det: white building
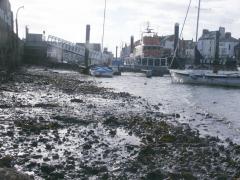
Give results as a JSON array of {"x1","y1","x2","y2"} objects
[
  {"x1": 160, "y1": 35, "x2": 175, "y2": 55},
  {"x1": 197, "y1": 27, "x2": 239, "y2": 61}
]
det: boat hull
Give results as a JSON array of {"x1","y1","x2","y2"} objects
[
  {"x1": 170, "y1": 70, "x2": 240, "y2": 87},
  {"x1": 89, "y1": 66, "x2": 113, "y2": 78}
]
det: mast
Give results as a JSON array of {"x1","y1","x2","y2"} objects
[
  {"x1": 101, "y1": 0, "x2": 107, "y2": 62},
  {"x1": 194, "y1": 0, "x2": 201, "y2": 65},
  {"x1": 195, "y1": 0, "x2": 201, "y2": 43}
]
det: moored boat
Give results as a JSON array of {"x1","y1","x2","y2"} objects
[
  {"x1": 170, "y1": 69, "x2": 240, "y2": 87},
  {"x1": 89, "y1": 66, "x2": 113, "y2": 77},
  {"x1": 169, "y1": 0, "x2": 240, "y2": 88}
]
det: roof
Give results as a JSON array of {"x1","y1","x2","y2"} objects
[
  {"x1": 199, "y1": 30, "x2": 239, "y2": 43},
  {"x1": 199, "y1": 31, "x2": 216, "y2": 40},
  {"x1": 160, "y1": 35, "x2": 175, "y2": 42},
  {"x1": 220, "y1": 37, "x2": 239, "y2": 43},
  {"x1": 235, "y1": 43, "x2": 240, "y2": 49}
]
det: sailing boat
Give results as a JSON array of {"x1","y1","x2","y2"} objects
[
  {"x1": 89, "y1": 0, "x2": 113, "y2": 78},
  {"x1": 169, "y1": 0, "x2": 240, "y2": 87}
]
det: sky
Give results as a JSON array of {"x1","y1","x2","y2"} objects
[{"x1": 10, "y1": 0, "x2": 240, "y2": 53}]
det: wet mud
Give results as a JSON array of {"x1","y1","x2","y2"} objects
[{"x1": 0, "y1": 67, "x2": 240, "y2": 179}]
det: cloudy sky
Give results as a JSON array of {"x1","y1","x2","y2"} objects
[{"x1": 10, "y1": 0, "x2": 240, "y2": 52}]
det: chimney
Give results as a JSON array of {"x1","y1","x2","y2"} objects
[
  {"x1": 203, "y1": 29, "x2": 209, "y2": 35},
  {"x1": 130, "y1": 36, "x2": 134, "y2": 53},
  {"x1": 85, "y1": 24, "x2": 91, "y2": 43},
  {"x1": 174, "y1": 23, "x2": 179, "y2": 56},
  {"x1": 225, "y1": 32, "x2": 231, "y2": 39},
  {"x1": 219, "y1": 27, "x2": 225, "y2": 38},
  {"x1": 85, "y1": 24, "x2": 91, "y2": 67}
]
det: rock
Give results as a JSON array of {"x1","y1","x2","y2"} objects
[
  {"x1": 160, "y1": 134, "x2": 176, "y2": 143},
  {"x1": 53, "y1": 116, "x2": 91, "y2": 125},
  {"x1": 83, "y1": 143, "x2": 92, "y2": 150},
  {"x1": 81, "y1": 165, "x2": 108, "y2": 175},
  {"x1": 0, "y1": 156, "x2": 13, "y2": 168},
  {"x1": 34, "y1": 103, "x2": 58, "y2": 108},
  {"x1": 126, "y1": 145, "x2": 135, "y2": 152},
  {"x1": 109, "y1": 129, "x2": 117, "y2": 137},
  {"x1": 139, "y1": 146, "x2": 155, "y2": 157},
  {"x1": 26, "y1": 162, "x2": 38, "y2": 169},
  {"x1": 41, "y1": 163, "x2": 56, "y2": 174},
  {"x1": 0, "y1": 168, "x2": 33, "y2": 180},
  {"x1": 145, "y1": 170, "x2": 165, "y2": 180},
  {"x1": 103, "y1": 116, "x2": 121, "y2": 126},
  {"x1": 6, "y1": 131, "x2": 14, "y2": 137},
  {"x1": 64, "y1": 150, "x2": 71, "y2": 156},
  {"x1": 153, "y1": 105, "x2": 160, "y2": 110},
  {"x1": 87, "y1": 104, "x2": 95, "y2": 109},
  {"x1": 0, "y1": 104, "x2": 12, "y2": 109},
  {"x1": 50, "y1": 171, "x2": 64, "y2": 179},
  {"x1": 43, "y1": 157, "x2": 50, "y2": 162},
  {"x1": 65, "y1": 164, "x2": 75, "y2": 170},
  {"x1": 31, "y1": 155, "x2": 43, "y2": 159},
  {"x1": 45, "y1": 144, "x2": 53, "y2": 151},
  {"x1": 13, "y1": 144, "x2": 18, "y2": 149},
  {"x1": 175, "y1": 113, "x2": 181, "y2": 118},
  {"x1": 14, "y1": 120, "x2": 61, "y2": 134},
  {"x1": 70, "y1": 99, "x2": 84, "y2": 103},
  {"x1": 52, "y1": 154, "x2": 59, "y2": 160}
]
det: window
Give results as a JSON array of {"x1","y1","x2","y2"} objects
[
  {"x1": 149, "y1": 59, "x2": 153, "y2": 66},
  {"x1": 161, "y1": 59, "x2": 166, "y2": 66},
  {"x1": 142, "y1": 58, "x2": 147, "y2": 66},
  {"x1": 154, "y1": 59, "x2": 160, "y2": 66}
]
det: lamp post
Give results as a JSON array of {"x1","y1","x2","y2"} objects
[
  {"x1": 15, "y1": 6, "x2": 24, "y2": 68},
  {"x1": 16, "y1": 6, "x2": 24, "y2": 38}
]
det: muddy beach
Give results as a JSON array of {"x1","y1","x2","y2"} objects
[{"x1": 0, "y1": 67, "x2": 240, "y2": 179}]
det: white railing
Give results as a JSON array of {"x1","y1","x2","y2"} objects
[{"x1": 47, "y1": 35, "x2": 111, "y2": 65}]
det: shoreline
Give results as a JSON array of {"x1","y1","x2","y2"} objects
[{"x1": 0, "y1": 66, "x2": 240, "y2": 179}]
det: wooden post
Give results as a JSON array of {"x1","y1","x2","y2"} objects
[
  {"x1": 85, "y1": 25, "x2": 90, "y2": 68},
  {"x1": 213, "y1": 30, "x2": 220, "y2": 73}
]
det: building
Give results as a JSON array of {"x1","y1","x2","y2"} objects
[
  {"x1": 235, "y1": 42, "x2": 240, "y2": 64},
  {"x1": 159, "y1": 35, "x2": 175, "y2": 55},
  {"x1": 197, "y1": 27, "x2": 239, "y2": 63},
  {"x1": 120, "y1": 44, "x2": 131, "y2": 60},
  {"x1": 24, "y1": 27, "x2": 48, "y2": 64},
  {"x1": 180, "y1": 40, "x2": 195, "y2": 59},
  {"x1": 0, "y1": 0, "x2": 14, "y2": 68},
  {"x1": 219, "y1": 28, "x2": 239, "y2": 58},
  {"x1": 159, "y1": 35, "x2": 195, "y2": 60}
]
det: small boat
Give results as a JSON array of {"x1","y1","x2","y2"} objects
[
  {"x1": 89, "y1": 66, "x2": 113, "y2": 77},
  {"x1": 169, "y1": 0, "x2": 240, "y2": 87},
  {"x1": 170, "y1": 69, "x2": 240, "y2": 87}
]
